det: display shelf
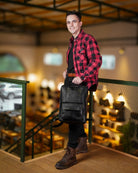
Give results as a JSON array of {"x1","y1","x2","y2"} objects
[
  {"x1": 93, "y1": 134, "x2": 105, "y2": 141},
  {"x1": 98, "y1": 104, "x2": 113, "y2": 109},
  {"x1": 95, "y1": 100, "x2": 125, "y2": 149},
  {"x1": 98, "y1": 114, "x2": 123, "y2": 122},
  {"x1": 93, "y1": 134, "x2": 120, "y2": 147},
  {"x1": 98, "y1": 125, "x2": 121, "y2": 133}
]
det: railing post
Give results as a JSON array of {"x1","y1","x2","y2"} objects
[
  {"x1": 88, "y1": 91, "x2": 93, "y2": 144},
  {"x1": 20, "y1": 83, "x2": 27, "y2": 162},
  {"x1": 50, "y1": 122, "x2": 53, "y2": 153},
  {"x1": 0, "y1": 132, "x2": 2, "y2": 148},
  {"x1": 32, "y1": 130, "x2": 34, "y2": 159}
]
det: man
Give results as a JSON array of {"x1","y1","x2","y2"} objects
[{"x1": 55, "y1": 11, "x2": 102, "y2": 169}]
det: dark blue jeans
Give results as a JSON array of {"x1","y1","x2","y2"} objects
[{"x1": 64, "y1": 77, "x2": 87, "y2": 148}]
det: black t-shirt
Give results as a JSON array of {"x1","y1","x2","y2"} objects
[{"x1": 67, "y1": 41, "x2": 75, "y2": 73}]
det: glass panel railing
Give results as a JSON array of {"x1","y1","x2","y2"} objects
[
  {"x1": 0, "y1": 77, "x2": 28, "y2": 162},
  {"x1": 1, "y1": 77, "x2": 137, "y2": 161},
  {"x1": 0, "y1": 81, "x2": 22, "y2": 155},
  {"x1": 92, "y1": 78, "x2": 138, "y2": 157}
]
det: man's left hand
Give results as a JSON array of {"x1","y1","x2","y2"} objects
[{"x1": 72, "y1": 76, "x2": 83, "y2": 85}]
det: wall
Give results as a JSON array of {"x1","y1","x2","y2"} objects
[
  {"x1": 41, "y1": 22, "x2": 138, "y2": 46},
  {"x1": 39, "y1": 21, "x2": 138, "y2": 85},
  {"x1": 99, "y1": 46, "x2": 138, "y2": 82},
  {"x1": 33, "y1": 45, "x2": 138, "y2": 85},
  {"x1": 0, "y1": 45, "x2": 137, "y2": 84},
  {"x1": 0, "y1": 45, "x2": 36, "y2": 74},
  {"x1": 34, "y1": 46, "x2": 67, "y2": 82},
  {"x1": 0, "y1": 22, "x2": 138, "y2": 92},
  {"x1": 0, "y1": 21, "x2": 138, "y2": 85},
  {"x1": 0, "y1": 32, "x2": 36, "y2": 46},
  {"x1": 85, "y1": 22, "x2": 137, "y2": 46}
]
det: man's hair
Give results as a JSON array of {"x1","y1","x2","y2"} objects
[{"x1": 66, "y1": 10, "x2": 81, "y2": 21}]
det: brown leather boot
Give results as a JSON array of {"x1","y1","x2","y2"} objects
[
  {"x1": 55, "y1": 146, "x2": 77, "y2": 169},
  {"x1": 76, "y1": 137, "x2": 88, "y2": 154}
]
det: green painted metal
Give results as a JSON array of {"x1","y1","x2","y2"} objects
[
  {"x1": 88, "y1": 91, "x2": 93, "y2": 144},
  {"x1": 0, "y1": 77, "x2": 29, "y2": 162},
  {"x1": 4, "y1": 112, "x2": 58, "y2": 152},
  {"x1": 88, "y1": 78, "x2": 138, "y2": 145},
  {"x1": 19, "y1": 82, "x2": 28, "y2": 162},
  {"x1": 50, "y1": 122, "x2": 53, "y2": 153},
  {"x1": 89, "y1": 0, "x2": 138, "y2": 16},
  {"x1": 1, "y1": 0, "x2": 137, "y2": 23},
  {"x1": 0, "y1": 77, "x2": 29, "y2": 84},
  {"x1": 24, "y1": 109, "x2": 58, "y2": 140},
  {"x1": 32, "y1": 130, "x2": 34, "y2": 159},
  {"x1": 2, "y1": 77, "x2": 138, "y2": 162},
  {"x1": 98, "y1": 78, "x2": 138, "y2": 87}
]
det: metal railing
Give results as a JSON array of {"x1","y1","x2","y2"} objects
[
  {"x1": 1, "y1": 77, "x2": 138, "y2": 162},
  {"x1": 0, "y1": 77, "x2": 29, "y2": 162},
  {"x1": 88, "y1": 78, "x2": 138, "y2": 144},
  {"x1": 96, "y1": 78, "x2": 138, "y2": 155},
  {"x1": 5, "y1": 109, "x2": 59, "y2": 159}
]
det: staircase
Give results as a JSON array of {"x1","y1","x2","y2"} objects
[{"x1": 2, "y1": 109, "x2": 65, "y2": 160}]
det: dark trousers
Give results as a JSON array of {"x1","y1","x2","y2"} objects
[{"x1": 64, "y1": 77, "x2": 87, "y2": 148}]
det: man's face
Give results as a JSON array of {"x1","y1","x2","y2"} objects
[{"x1": 66, "y1": 14, "x2": 82, "y2": 38}]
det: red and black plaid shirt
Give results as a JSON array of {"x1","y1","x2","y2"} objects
[{"x1": 66, "y1": 29, "x2": 102, "y2": 90}]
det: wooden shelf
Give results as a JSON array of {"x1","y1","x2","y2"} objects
[
  {"x1": 98, "y1": 125, "x2": 121, "y2": 133},
  {"x1": 93, "y1": 134, "x2": 120, "y2": 146},
  {"x1": 98, "y1": 114, "x2": 123, "y2": 122}
]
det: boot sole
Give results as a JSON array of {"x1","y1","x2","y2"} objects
[
  {"x1": 55, "y1": 160, "x2": 78, "y2": 170},
  {"x1": 76, "y1": 149, "x2": 88, "y2": 154}
]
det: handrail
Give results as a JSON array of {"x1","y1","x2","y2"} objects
[
  {"x1": 98, "y1": 78, "x2": 138, "y2": 86},
  {"x1": 0, "y1": 77, "x2": 29, "y2": 162},
  {"x1": 19, "y1": 78, "x2": 138, "y2": 161},
  {"x1": 0, "y1": 77, "x2": 29, "y2": 84},
  {"x1": 25, "y1": 109, "x2": 58, "y2": 137},
  {"x1": 23, "y1": 113, "x2": 59, "y2": 159},
  {"x1": 5, "y1": 109, "x2": 59, "y2": 153},
  {"x1": 89, "y1": 78, "x2": 138, "y2": 144},
  {"x1": 2, "y1": 77, "x2": 138, "y2": 162}
]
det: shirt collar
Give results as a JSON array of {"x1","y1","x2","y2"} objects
[{"x1": 70, "y1": 29, "x2": 84, "y2": 43}]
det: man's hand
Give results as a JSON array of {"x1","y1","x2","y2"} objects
[
  {"x1": 63, "y1": 70, "x2": 67, "y2": 79},
  {"x1": 72, "y1": 76, "x2": 83, "y2": 85}
]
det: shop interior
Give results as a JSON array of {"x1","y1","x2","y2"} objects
[{"x1": 0, "y1": 0, "x2": 138, "y2": 163}]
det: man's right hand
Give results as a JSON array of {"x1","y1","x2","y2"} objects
[{"x1": 63, "y1": 70, "x2": 67, "y2": 79}]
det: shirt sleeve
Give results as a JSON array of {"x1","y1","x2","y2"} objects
[{"x1": 79, "y1": 36, "x2": 102, "y2": 81}]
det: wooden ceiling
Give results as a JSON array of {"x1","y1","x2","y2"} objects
[{"x1": 0, "y1": 0, "x2": 138, "y2": 33}]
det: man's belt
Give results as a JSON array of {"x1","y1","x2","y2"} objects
[{"x1": 67, "y1": 73, "x2": 76, "y2": 77}]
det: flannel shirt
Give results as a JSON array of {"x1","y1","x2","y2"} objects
[{"x1": 66, "y1": 29, "x2": 102, "y2": 90}]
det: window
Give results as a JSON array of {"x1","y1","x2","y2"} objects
[
  {"x1": 0, "y1": 53, "x2": 25, "y2": 73},
  {"x1": 44, "y1": 53, "x2": 63, "y2": 66},
  {"x1": 101, "y1": 55, "x2": 116, "y2": 70}
]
